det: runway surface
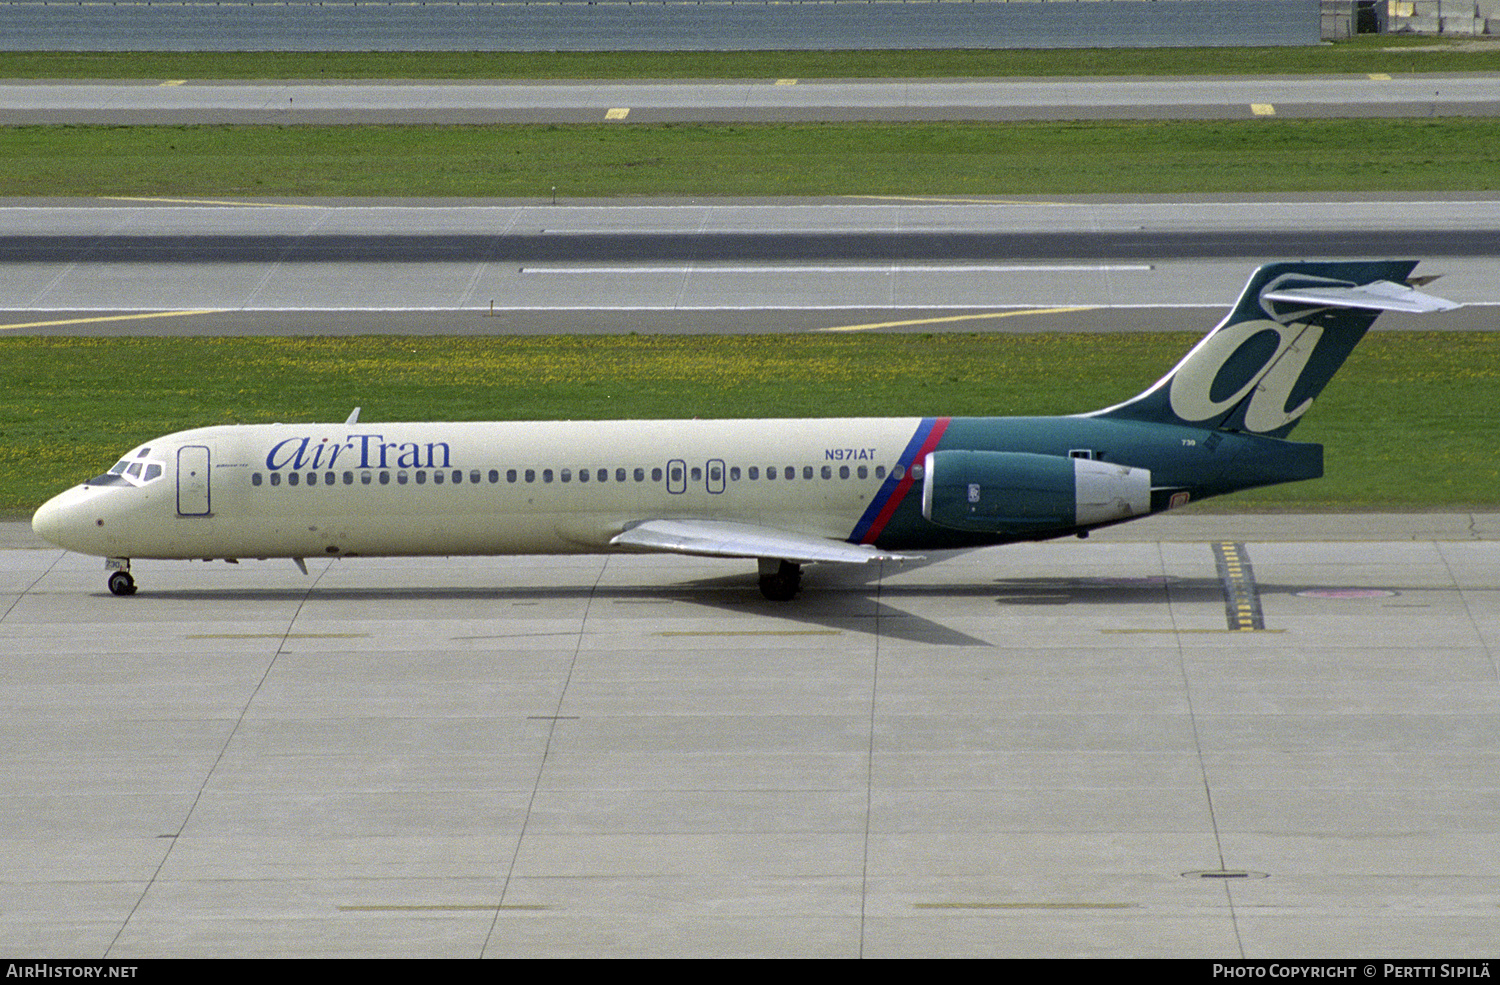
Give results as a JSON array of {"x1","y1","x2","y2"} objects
[
  {"x1": 3, "y1": 196, "x2": 1496, "y2": 335},
  {"x1": 5, "y1": 74, "x2": 1498, "y2": 124},
  {"x1": 3, "y1": 513, "x2": 1497, "y2": 957}
]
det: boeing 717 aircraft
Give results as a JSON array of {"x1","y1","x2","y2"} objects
[{"x1": 32, "y1": 261, "x2": 1458, "y2": 600}]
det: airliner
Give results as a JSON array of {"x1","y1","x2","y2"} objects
[{"x1": 31, "y1": 261, "x2": 1458, "y2": 601}]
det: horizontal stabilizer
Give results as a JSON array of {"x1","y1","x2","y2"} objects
[
  {"x1": 1262, "y1": 280, "x2": 1460, "y2": 314},
  {"x1": 612, "y1": 518, "x2": 914, "y2": 565}
]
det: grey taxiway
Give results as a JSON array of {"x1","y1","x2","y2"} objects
[
  {"x1": 4, "y1": 513, "x2": 1499, "y2": 958},
  {"x1": 4, "y1": 74, "x2": 1500, "y2": 124}
]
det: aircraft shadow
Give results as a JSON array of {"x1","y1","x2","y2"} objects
[{"x1": 104, "y1": 573, "x2": 1371, "y2": 648}]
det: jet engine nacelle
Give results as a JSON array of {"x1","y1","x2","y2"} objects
[{"x1": 921, "y1": 450, "x2": 1151, "y2": 534}]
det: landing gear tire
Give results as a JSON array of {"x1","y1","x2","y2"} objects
[
  {"x1": 758, "y1": 560, "x2": 802, "y2": 602},
  {"x1": 107, "y1": 571, "x2": 137, "y2": 596}
]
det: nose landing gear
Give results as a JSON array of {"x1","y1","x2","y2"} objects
[{"x1": 106, "y1": 560, "x2": 136, "y2": 596}]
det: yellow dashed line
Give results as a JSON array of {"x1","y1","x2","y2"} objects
[
  {"x1": 847, "y1": 194, "x2": 1076, "y2": 207},
  {"x1": 160, "y1": 80, "x2": 186, "y2": 87},
  {"x1": 1102, "y1": 629, "x2": 1285, "y2": 635},
  {"x1": 915, "y1": 902, "x2": 1136, "y2": 910},
  {"x1": 605, "y1": 107, "x2": 630, "y2": 120},
  {"x1": 188, "y1": 633, "x2": 370, "y2": 639},
  {"x1": 657, "y1": 630, "x2": 842, "y2": 637},
  {"x1": 0, "y1": 310, "x2": 225, "y2": 332},
  {"x1": 102, "y1": 196, "x2": 318, "y2": 208},
  {"x1": 339, "y1": 904, "x2": 548, "y2": 912},
  {"x1": 1251, "y1": 103, "x2": 1276, "y2": 116},
  {"x1": 819, "y1": 306, "x2": 1096, "y2": 333},
  {"x1": 1369, "y1": 73, "x2": 1392, "y2": 81},
  {"x1": 775, "y1": 78, "x2": 798, "y2": 85}
]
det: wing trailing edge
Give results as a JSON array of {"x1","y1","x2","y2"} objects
[{"x1": 611, "y1": 518, "x2": 915, "y2": 565}]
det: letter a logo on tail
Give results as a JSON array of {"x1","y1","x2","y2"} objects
[{"x1": 1088, "y1": 260, "x2": 1458, "y2": 439}]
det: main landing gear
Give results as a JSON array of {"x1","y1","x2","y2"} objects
[
  {"x1": 106, "y1": 559, "x2": 136, "y2": 596},
  {"x1": 757, "y1": 559, "x2": 802, "y2": 602}
]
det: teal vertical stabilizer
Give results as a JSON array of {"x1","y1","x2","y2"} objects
[{"x1": 1089, "y1": 260, "x2": 1452, "y2": 440}]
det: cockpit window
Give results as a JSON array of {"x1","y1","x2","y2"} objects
[{"x1": 89, "y1": 453, "x2": 166, "y2": 488}]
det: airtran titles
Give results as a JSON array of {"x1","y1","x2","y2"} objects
[{"x1": 265, "y1": 434, "x2": 453, "y2": 472}]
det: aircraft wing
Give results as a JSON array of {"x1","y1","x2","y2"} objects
[
  {"x1": 610, "y1": 518, "x2": 915, "y2": 565},
  {"x1": 1262, "y1": 279, "x2": 1461, "y2": 313}
]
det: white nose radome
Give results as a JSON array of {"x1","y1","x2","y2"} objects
[
  {"x1": 32, "y1": 487, "x2": 98, "y2": 555},
  {"x1": 31, "y1": 493, "x2": 67, "y2": 547}
]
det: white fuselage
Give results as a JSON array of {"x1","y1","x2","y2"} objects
[{"x1": 33, "y1": 418, "x2": 925, "y2": 561}]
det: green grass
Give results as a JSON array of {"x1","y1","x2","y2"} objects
[
  {"x1": 5, "y1": 332, "x2": 1497, "y2": 513},
  {"x1": 5, "y1": 39, "x2": 1500, "y2": 79},
  {"x1": 5, "y1": 119, "x2": 1499, "y2": 198}
]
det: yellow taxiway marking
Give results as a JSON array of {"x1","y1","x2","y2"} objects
[
  {"x1": 775, "y1": 78, "x2": 798, "y2": 85},
  {"x1": 915, "y1": 902, "x2": 1136, "y2": 910},
  {"x1": 339, "y1": 904, "x2": 549, "y2": 912},
  {"x1": 656, "y1": 630, "x2": 842, "y2": 637},
  {"x1": 605, "y1": 107, "x2": 630, "y2": 120},
  {"x1": 102, "y1": 196, "x2": 318, "y2": 208},
  {"x1": 1102, "y1": 628, "x2": 1285, "y2": 635},
  {"x1": 847, "y1": 194, "x2": 1076, "y2": 207},
  {"x1": 1250, "y1": 103, "x2": 1276, "y2": 116},
  {"x1": 160, "y1": 80, "x2": 186, "y2": 86},
  {"x1": 819, "y1": 305, "x2": 1097, "y2": 333},
  {"x1": 1369, "y1": 73, "x2": 1392, "y2": 81},
  {"x1": 188, "y1": 633, "x2": 371, "y2": 639},
  {"x1": 0, "y1": 309, "x2": 225, "y2": 332}
]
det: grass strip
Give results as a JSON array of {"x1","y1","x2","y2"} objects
[
  {"x1": 4, "y1": 39, "x2": 1500, "y2": 79},
  {"x1": 4, "y1": 332, "x2": 1496, "y2": 512},
  {"x1": 4, "y1": 119, "x2": 1499, "y2": 198}
]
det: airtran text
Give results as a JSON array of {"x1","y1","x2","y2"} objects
[{"x1": 265, "y1": 434, "x2": 453, "y2": 472}]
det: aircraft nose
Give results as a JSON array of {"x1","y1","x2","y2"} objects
[
  {"x1": 32, "y1": 488, "x2": 88, "y2": 552},
  {"x1": 32, "y1": 495, "x2": 64, "y2": 545}
]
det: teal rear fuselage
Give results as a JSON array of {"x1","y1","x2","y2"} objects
[{"x1": 866, "y1": 414, "x2": 1321, "y2": 551}]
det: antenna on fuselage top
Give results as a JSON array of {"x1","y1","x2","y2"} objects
[{"x1": 345, "y1": 407, "x2": 360, "y2": 425}]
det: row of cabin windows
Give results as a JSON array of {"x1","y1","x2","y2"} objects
[{"x1": 249, "y1": 463, "x2": 903, "y2": 489}]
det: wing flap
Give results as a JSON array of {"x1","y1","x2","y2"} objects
[{"x1": 610, "y1": 518, "x2": 913, "y2": 565}]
